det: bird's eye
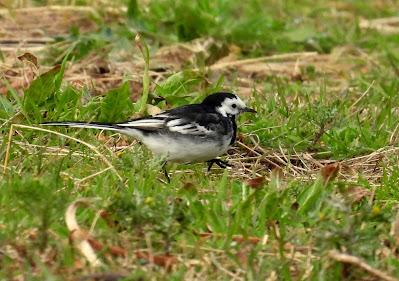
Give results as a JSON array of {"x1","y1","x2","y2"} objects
[{"x1": 232, "y1": 104, "x2": 237, "y2": 108}]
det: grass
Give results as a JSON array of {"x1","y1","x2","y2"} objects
[{"x1": 1, "y1": 0, "x2": 399, "y2": 280}]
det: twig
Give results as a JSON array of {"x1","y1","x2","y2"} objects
[
  {"x1": 236, "y1": 140, "x2": 262, "y2": 156},
  {"x1": 208, "y1": 253, "x2": 242, "y2": 280},
  {"x1": 0, "y1": 38, "x2": 55, "y2": 44},
  {"x1": 349, "y1": 80, "x2": 375, "y2": 110},
  {"x1": 3, "y1": 5, "x2": 97, "y2": 13},
  {"x1": 89, "y1": 209, "x2": 104, "y2": 235},
  {"x1": 360, "y1": 17, "x2": 399, "y2": 34},
  {"x1": 3, "y1": 123, "x2": 14, "y2": 174},
  {"x1": 328, "y1": 250, "x2": 399, "y2": 281},
  {"x1": 76, "y1": 167, "x2": 113, "y2": 185},
  {"x1": 0, "y1": 46, "x2": 47, "y2": 52},
  {"x1": 342, "y1": 146, "x2": 399, "y2": 164},
  {"x1": 389, "y1": 122, "x2": 399, "y2": 144},
  {"x1": 311, "y1": 122, "x2": 327, "y2": 146}
]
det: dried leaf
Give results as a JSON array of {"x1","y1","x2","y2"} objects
[
  {"x1": 87, "y1": 238, "x2": 104, "y2": 252},
  {"x1": 135, "y1": 250, "x2": 177, "y2": 270},
  {"x1": 199, "y1": 232, "x2": 212, "y2": 238},
  {"x1": 86, "y1": 238, "x2": 127, "y2": 258},
  {"x1": 146, "y1": 104, "x2": 162, "y2": 115},
  {"x1": 235, "y1": 243, "x2": 253, "y2": 269},
  {"x1": 108, "y1": 245, "x2": 128, "y2": 257},
  {"x1": 18, "y1": 52, "x2": 38, "y2": 69},
  {"x1": 232, "y1": 235, "x2": 261, "y2": 245},
  {"x1": 321, "y1": 163, "x2": 340, "y2": 184},
  {"x1": 24, "y1": 228, "x2": 38, "y2": 240},
  {"x1": 245, "y1": 176, "x2": 265, "y2": 188},
  {"x1": 183, "y1": 182, "x2": 195, "y2": 190},
  {"x1": 74, "y1": 260, "x2": 84, "y2": 270},
  {"x1": 99, "y1": 210, "x2": 117, "y2": 228},
  {"x1": 87, "y1": 238, "x2": 127, "y2": 257},
  {"x1": 10, "y1": 243, "x2": 35, "y2": 267},
  {"x1": 345, "y1": 186, "x2": 371, "y2": 203},
  {"x1": 79, "y1": 273, "x2": 126, "y2": 281}
]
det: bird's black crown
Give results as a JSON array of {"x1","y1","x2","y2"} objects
[{"x1": 201, "y1": 92, "x2": 236, "y2": 107}]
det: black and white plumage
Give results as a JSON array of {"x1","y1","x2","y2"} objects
[{"x1": 42, "y1": 92, "x2": 256, "y2": 174}]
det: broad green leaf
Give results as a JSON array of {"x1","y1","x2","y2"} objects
[
  {"x1": 154, "y1": 70, "x2": 203, "y2": 106},
  {"x1": 23, "y1": 65, "x2": 63, "y2": 121},
  {"x1": 297, "y1": 178, "x2": 325, "y2": 215},
  {"x1": 0, "y1": 95, "x2": 15, "y2": 119},
  {"x1": 99, "y1": 82, "x2": 134, "y2": 122}
]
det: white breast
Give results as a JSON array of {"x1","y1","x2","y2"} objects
[{"x1": 142, "y1": 134, "x2": 232, "y2": 163}]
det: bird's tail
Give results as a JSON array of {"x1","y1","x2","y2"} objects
[{"x1": 41, "y1": 121, "x2": 125, "y2": 133}]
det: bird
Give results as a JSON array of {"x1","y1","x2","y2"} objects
[{"x1": 41, "y1": 92, "x2": 256, "y2": 181}]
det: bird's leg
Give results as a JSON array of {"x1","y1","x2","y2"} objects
[
  {"x1": 207, "y1": 159, "x2": 232, "y2": 171},
  {"x1": 162, "y1": 161, "x2": 170, "y2": 183},
  {"x1": 216, "y1": 159, "x2": 232, "y2": 168},
  {"x1": 207, "y1": 160, "x2": 215, "y2": 171}
]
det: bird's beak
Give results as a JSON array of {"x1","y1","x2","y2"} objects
[{"x1": 241, "y1": 107, "x2": 257, "y2": 113}]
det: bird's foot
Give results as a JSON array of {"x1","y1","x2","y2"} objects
[{"x1": 207, "y1": 159, "x2": 232, "y2": 172}]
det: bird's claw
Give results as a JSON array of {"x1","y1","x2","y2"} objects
[{"x1": 207, "y1": 159, "x2": 232, "y2": 171}]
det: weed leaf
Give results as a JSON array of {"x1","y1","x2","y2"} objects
[{"x1": 99, "y1": 82, "x2": 133, "y2": 122}]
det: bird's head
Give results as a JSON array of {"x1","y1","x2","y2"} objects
[{"x1": 202, "y1": 92, "x2": 257, "y2": 117}]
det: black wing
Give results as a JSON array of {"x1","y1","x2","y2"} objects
[{"x1": 117, "y1": 104, "x2": 231, "y2": 137}]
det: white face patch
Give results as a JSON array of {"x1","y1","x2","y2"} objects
[{"x1": 216, "y1": 95, "x2": 247, "y2": 117}]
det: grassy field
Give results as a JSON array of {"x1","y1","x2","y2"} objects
[{"x1": 1, "y1": 0, "x2": 399, "y2": 280}]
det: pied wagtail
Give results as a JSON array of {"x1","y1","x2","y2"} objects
[{"x1": 42, "y1": 92, "x2": 256, "y2": 180}]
